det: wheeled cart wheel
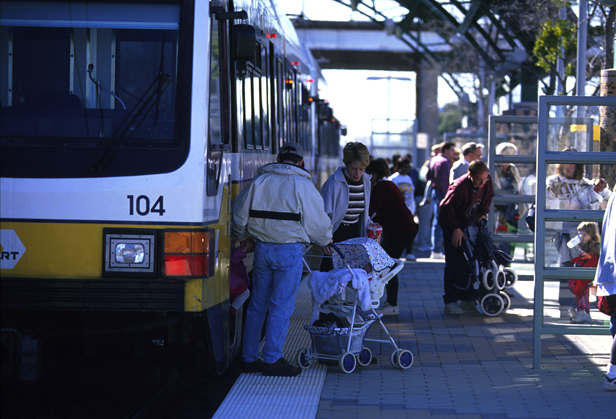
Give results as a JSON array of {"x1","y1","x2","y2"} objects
[
  {"x1": 357, "y1": 348, "x2": 372, "y2": 367},
  {"x1": 297, "y1": 348, "x2": 312, "y2": 369},
  {"x1": 390, "y1": 349, "x2": 400, "y2": 368},
  {"x1": 482, "y1": 269, "x2": 496, "y2": 290},
  {"x1": 481, "y1": 293, "x2": 504, "y2": 316},
  {"x1": 503, "y1": 267, "x2": 518, "y2": 288},
  {"x1": 339, "y1": 351, "x2": 356, "y2": 373},
  {"x1": 495, "y1": 269, "x2": 506, "y2": 290},
  {"x1": 396, "y1": 349, "x2": 413, "y2": 369},
  {"x1": 499, "y1": 292, "x2": 512, "y2": 311}
]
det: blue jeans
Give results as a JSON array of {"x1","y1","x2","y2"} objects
[
  {"x1": 416, "y1": 198, "x2": 433, "y2": 251},
  {"x1": 242, "y1": 242, "x2": 304, "y2": 364},
  {"x1": 432, "y1": 189, "x2": 445, "y2": 253}
]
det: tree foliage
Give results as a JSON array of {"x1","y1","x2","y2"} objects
[{"x1": 533, "y1": 19, "x2": 576, "y2": 76}]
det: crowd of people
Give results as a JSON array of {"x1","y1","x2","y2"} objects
[{"x1": 229, "y1": 140, "x2": 615, "y2": 390}]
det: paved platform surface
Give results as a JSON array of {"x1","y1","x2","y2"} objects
[{"x1": 215, "y1": 259, "x2": 614, "y2": 419}]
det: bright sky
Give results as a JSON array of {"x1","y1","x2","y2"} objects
[{"x1": 278, "y1": 0, "x2": 460, "y2": 142}]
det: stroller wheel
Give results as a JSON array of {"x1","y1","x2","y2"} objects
[
  {"x1": 297, "y1": 348, "x2": 312, "y2": 369},
  {"x1": 499, "y1": 292, "x2": 512, "y2": 311},
  {"x1": 482, "y1": 270, "x2": 496, "y2": 291},
  {"x1": 495, "y1": 269, "x2": 506, "y2": 291},
  {"x1": 390, "y1": 349, "x2": 401, "y2": 368},
  {"x1": 503, "y1": 268, "x2": 518, "y2": 288},
  {"x1": 339, "y1": 352, "x2": 356, "y2": 374},
  {"x1": 357, "y1": 348, "x2": 372, "y2": 367},
  {"x1": 396, "y1": 349, "x2": 414, "y2": 369},
  {"x1": 481, "y1": 294, "x2": 504, "y2": 316}
]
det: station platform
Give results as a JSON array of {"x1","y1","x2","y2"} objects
[{"x1": 213, "y1": 259, "x2": 614, "y2": 419}]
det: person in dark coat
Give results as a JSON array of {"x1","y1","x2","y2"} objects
[{"x1": 366, "y1": 159, "x2": 418, "y2": 315}]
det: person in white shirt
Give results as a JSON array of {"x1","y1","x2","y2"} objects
[
  {"x1": 450, "y1": 142, "x2": 484, "y2": 183},
  {"x1": 389, "y1": 158, "x2": 417, "y2": 260}
]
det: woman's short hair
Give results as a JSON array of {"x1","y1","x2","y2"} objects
[
  {"x1": 342, "y1": 142, "x2": 370, "y2": 169},
  {"x1": 366, "y1": 158, "x2": 390, "y2": 180}
]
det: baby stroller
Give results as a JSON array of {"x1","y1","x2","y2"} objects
[
  {"x1": 298, "y1": 238, "x2": 413, "y2": 374},
  {"x1": 459, "y1": 218, "x2": 518, "y2": 316}
]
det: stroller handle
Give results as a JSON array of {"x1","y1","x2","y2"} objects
[{"x1": 330, "y1": 243, "x2": 346, "y2": 262}]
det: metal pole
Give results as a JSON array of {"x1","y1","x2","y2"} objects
[{"x1": 576, "y1": 0, "x2": 587, "y2": 98}]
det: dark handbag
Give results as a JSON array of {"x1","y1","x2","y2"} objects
[
  {"x1": 525, "y1": 204, "x2": 536, "y2": 232},
  {"x1": 597, "y1": 294, "x2": 616, "y2": 316}
]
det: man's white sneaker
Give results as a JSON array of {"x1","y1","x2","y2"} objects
[
  {"x1": 406, "y1": 253, "x2": 417, "y2": 261},
  {"x1": 431, "y1": 252, "x2": 445, "y2": 260},
  {"x1": 444, "y1": 303, "x2": 464, "y2": 315},
  {"x1": 603, "y1": 374, "x2": 616, "y2": 391},
  {"x1": 571, "y1": 311, "x2": 592, "y2": 324}
]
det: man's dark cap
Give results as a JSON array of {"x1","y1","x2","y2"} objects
[{"x1": 279, "y1": 142, "x2": 304, "y2": 159}]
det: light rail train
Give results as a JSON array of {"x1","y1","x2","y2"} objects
[{"x1": 0, "y1": 0, "x2": 343, "y2": 379}]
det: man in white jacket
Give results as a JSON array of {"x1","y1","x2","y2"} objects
[{"x1": 232, "y1": 142, "x2": 332, "y2": 376}]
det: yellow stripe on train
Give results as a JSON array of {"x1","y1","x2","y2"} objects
[{"x1": 0, "y1": 221, "x2": 230, "y2": 311}]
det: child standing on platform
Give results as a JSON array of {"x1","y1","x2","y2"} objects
[{"x1": 569, "y1": 221, "x2": 601, "y2": 324}]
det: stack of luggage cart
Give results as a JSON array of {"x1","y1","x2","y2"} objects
[{"x1": 460, "y1": 219, "x2": 518, "y2": 316}]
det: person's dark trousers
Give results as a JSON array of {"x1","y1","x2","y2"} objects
[
  {"x1": 442, "y1": 228, "x2": 471, "y2": 305},
  {"x1": 380, "y1": 234, "x2": 407, "y2": 307}
]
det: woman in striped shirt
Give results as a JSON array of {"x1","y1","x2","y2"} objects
[{"x1": 320, "y1": 142, "x2": 371, "y2": 269}]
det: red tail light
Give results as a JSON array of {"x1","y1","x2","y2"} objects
[{"x1": 162, "y1": 229, "x2": 214, "y2": 278}]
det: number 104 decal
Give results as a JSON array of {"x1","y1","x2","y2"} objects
[{"x1": 127, "y1": 195, "x2": 166, "y2": 216}]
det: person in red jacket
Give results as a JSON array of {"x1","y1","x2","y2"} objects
[
  {"x1": 366, "y1": 159, "x2": 418, "y2": 315},
  {"x1": 568, "y1": 221, "x2": 601, "y2": 324},
  {"x1": 439, "y1": 160, "x2": 494, "y2": 315}
]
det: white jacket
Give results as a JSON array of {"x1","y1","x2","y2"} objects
[
  {"x1": 231, "y1": 163, "x2": 332, "y2": 246},
  {"x1": 320, "y1": 166, "x2": 371, "y2": 235}
]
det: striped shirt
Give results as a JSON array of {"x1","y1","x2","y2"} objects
[{"x1": 343, "y1": 177, "x2": 365, "y2": 224}]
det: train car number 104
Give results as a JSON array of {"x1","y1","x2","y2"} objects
[{"x1": 127, "y1": 195, "x2": 166, "y2": 216}]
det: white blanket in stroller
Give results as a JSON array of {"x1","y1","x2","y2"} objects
[{"x1": 308, "y1": 268, "x2": 371, "y2": 323}]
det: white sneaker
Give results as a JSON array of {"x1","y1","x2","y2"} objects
[
  {"x1": 571, "y1": 311, "x2": 592, "y2": 324},
  {"x1": 567, "y1": 306, "x2": 577, "y2": 319},
  {"x1": 604, "y1": 375, "x2": 616, "y2": 391},
  {"x1": 377, "y1": 302, "x2": 399, "y2": 316},
  {"x1": 431, "y1": 252, "x2": 445, "y2": 260},
  {"x1": 444, "y1": 303, "x2": 464, "y2": 315},
  {"x1": 406, "y1": 253, "x2": 417, "y2": 261}
]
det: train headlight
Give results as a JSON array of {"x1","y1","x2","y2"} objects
[
  {"x1": 115, "y1": 243, "x2": 145, "y2": 264},
  {"x1": 103, "y1": 229, "x2": 156, "y2": 277}
]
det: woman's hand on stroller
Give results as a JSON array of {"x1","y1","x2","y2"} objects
[
  {"x1": 452, "y1": 228, "x2": 466, "y2": 248},
  {"x1": 320, "y1": 240, "x2": 335, "y2": 256}
]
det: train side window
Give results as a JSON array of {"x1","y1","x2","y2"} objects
[
  {"x1": 243, "y1": 76, "x2": 253, "y2": 148},
  {"x1": 209, "y1": 19, "x2": 223, "y2": 146},
  {"x1": 276, "y1": 59, "x2": 286, "y2": 147},
  {"x1": 207, "y1": 15, "x2": 230, "y2": 196},
  {"x1": 252, "y1": 72, "x2": 262, "y2": 148},
  {"x1": 260, "y1": 42, "x2": 270, "y2": 149}
]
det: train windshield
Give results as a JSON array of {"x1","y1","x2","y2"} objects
[{"x1": 0, "y1": 1, "x2": 190, "y2": 178}]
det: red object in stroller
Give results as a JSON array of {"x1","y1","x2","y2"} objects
[{"x1": 299, "y1": 238, "x2": 413, "y2": 373}]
